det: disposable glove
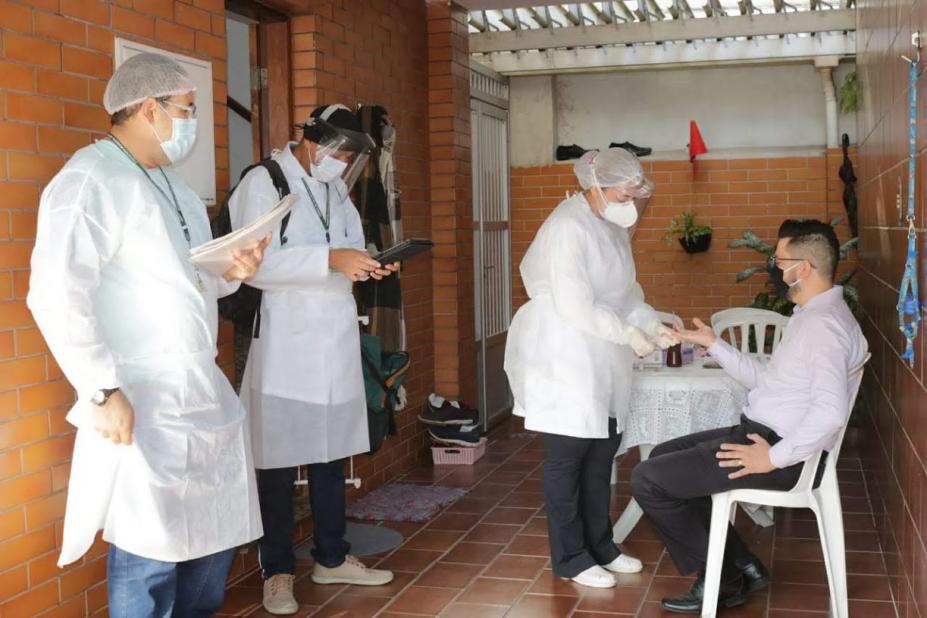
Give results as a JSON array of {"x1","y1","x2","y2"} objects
[{"x1": 622, "y1": 325, "x2": 657, "y2": 358}]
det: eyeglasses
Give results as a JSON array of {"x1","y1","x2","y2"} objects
[
  {"x1": 161, "y1": 100, "x2": 197, "y2": 119},
  {"x1": 768, "y1": 255, "x2": 816, "y2": 270}
]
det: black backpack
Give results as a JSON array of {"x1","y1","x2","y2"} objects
[{"x1": 211, "y1": 159, "x2": 291, "y2": 337}]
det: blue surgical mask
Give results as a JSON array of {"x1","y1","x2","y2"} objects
[
  {"x1": 151, "y1": 105, "x2": 197, "y2": 164},
  {"x1": 311, "y1": 155, "x2": 348, "y2": 183}
]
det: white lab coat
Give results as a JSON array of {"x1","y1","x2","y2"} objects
[
  {"x1": 229, "y1": 144, "x2": 369, "y2": 469},
  {"x1": 27, "y1": 140, "x2": 263, "y2": 566},
  {"x1": 504, "y1": 193, "x2": 660, "y2": 439}
]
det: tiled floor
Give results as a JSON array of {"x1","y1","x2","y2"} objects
[{"x1": 218, "y1": 420, "x2": 897, "y2": 617}]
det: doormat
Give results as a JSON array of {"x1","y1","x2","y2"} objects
[
  {"x1": 346, "y1": 483, "x2": 468, "y2": 523},
  {"x1": 295, "y1": 522, "x2": 404, "y2": 559}
]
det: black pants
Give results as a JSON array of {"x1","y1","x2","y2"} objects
[
  {"x1": 257, "y1": 459, "x2": 351, "y2": 577},
  {"x1": 631, "y1": 416, "x2": 804, "y2": 575},
  {"x1": 542, "y1": 417, "x2": 622, "y2": 578}
]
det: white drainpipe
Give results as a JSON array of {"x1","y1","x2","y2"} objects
[{"x1": 815, "y1": 56, "x2": 840, "y2": 149}]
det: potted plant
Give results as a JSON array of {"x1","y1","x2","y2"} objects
[{"x1": 666, "y1": 209, "x2": 712, "y2": 254}]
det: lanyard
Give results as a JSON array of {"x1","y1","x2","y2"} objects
[
  {"x1": 301, "y1": 178, "x2": 331, "y2": 244},
  {"x1": 106, "y1": 134, "x2": 205, "y2": 291}
]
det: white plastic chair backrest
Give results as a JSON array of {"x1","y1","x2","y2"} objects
[
  {"x1": 788, "y1": 353, "x2": 870, "y2": 493},
  {"x1": 711, "y1": 308, "x2": 789, "y2": 356},
  {"x1": 656, "y1": 311, "x2": 683, "y2": 328}
]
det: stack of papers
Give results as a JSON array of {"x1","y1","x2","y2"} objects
[{"x1": 190, "y1": 194, "x2": 297, "y2": 277}]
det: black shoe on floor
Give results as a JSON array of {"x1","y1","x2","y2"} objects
[
  {"x1": 556, "y1": 144, "x2": 589, "y2": 160},
  {"x1": 609, "y1": 141, "x2": 652, "y2": 157},
  {"x1": 418, "y1": 394, "x2": 479, "y2": 426},
  {"x1": 661, "y1": 572, "x2": 747, "y2": 614},
  {"x1": 741, "y1": 560, "x2": 770, "y2": 593},
  {"x1": 428, "y1": 424, "x2": 481, "y2": 447}
]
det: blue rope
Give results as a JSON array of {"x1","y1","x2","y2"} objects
[{"x1": 898, "y1": 54, "x2": 922, "y2": 367}]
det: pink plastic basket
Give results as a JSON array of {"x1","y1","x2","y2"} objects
[{"x1": 431, "y1": 438, "x2": 487, "y2": 465}]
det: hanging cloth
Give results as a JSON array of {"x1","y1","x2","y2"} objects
[
  {"x1": 354, "y1": 104, "x2": 405, "y2": 353},
  {"x1": 897, "y1": 50, "x2": 922, "y2": 367}
]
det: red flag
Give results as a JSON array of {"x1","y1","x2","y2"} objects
[{"x1": 689, "y1": 120, "x2": 708, "y2": 162}]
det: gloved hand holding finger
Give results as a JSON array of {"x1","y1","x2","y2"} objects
[{"x1": 624, "y1": 325, "x2": 657, "y2": 358}]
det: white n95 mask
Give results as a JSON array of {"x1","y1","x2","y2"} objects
[
  {"x1": 311, "y1": 156, "x2": 348, "y2": 183},
  {"x1": 152, "y1": 105, "x2": 197, "y2": 164},
  {"x1": 603, "y1": 200, "x2": 638, "y2": 228}
]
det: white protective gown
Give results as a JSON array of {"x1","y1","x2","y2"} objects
[
  {"x1": 229, "y1": 144, "x2": 370, "y2": 469},
  {"x1": 504, "y1": 193, "x2": 660, "y2": 440},
  {"x1": 27, "y1": 140, "x2": 263, "y2": 566}
]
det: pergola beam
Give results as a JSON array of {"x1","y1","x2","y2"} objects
[
  {"x1": 469, "y1": 8, "x2": 856, "y2": 52},
  {"x1": 475, "y1": 32, "x2": 855, "y2": 73}
]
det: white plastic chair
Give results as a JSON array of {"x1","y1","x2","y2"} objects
[
  {"x1": 710, "y1": 308, "x2": 789, "y2": 357},
  {"x1": 700, "y1": 353, "x2": 870, "y2": 618}
]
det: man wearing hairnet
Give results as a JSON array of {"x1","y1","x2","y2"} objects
[
  {"x1": 505, "y1": 148, "x2": 679, "y2": 589},
  {"x1": 26, "y1": 53, "x2": 268, "y2": 616}
]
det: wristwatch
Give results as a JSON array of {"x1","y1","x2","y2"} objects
[{"x1": 90, "y1": 387, "x2": 120, "y2": 406}]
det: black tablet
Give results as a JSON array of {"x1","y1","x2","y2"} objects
[{"x1": 373, "y1": 239, "x2": 434, "y2": 264}]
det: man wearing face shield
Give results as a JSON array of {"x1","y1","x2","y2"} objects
[
  {"x1": 228, "y1": 104, "x2": 399, "y2": 615},
  {"x1": 504, "y1": 148, "x2": 679, "y2": 589},
  {"x1": 26, "y1": 53, "x2": 269, "y2": 616}
]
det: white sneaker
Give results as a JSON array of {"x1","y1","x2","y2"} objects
[
  {"x1": 262, "y1": 573, "x2": 298, "y2": 615},
  {"x1": 602, "y1": 553, "x2": 644, "y2": 574},
  {"x1": 311, "y1": 554, "x2": 394, "y2": 586},
  {"x1": 569, "y1": 565, "x2": 617, "y2": 588}
]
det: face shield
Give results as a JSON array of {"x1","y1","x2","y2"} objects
[
  {"x1": 302, "y1": 117, "x2": 375, "y2": 193},
  {"x1": 574, "y1": 149, "x2": 654, "y2": 232}
]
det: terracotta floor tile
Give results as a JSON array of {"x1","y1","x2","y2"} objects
[
  {"x1": 464, "y1": 523, "x2": 522, "y2": 544},
  {"x1": 426, "y1": 512, "x2": 483, "y2": 531},
  {"x1": 620, "y1": 541, "x2": 666, "y2": 564},
  {"x1": 522, "y1": 516, "x2": 549, "y2": 536},
  {"x1": 527, "y1": 570, "x2": 583, "y2": 597},
  {"x1": 291, "y1": 580, "x2": 346, "y2": 607},
  {"x1": 445, "y1": 497, "x2": 499, "y2": 515},
  {"x1": 770, "y1": 559, "x2": 829, "y2": 585},
  {"x1": 845, "y1": 531, "x2": 881, "y2": 552},
  {"x1": 467, "y1": 483, "x2": 517, "y2": 500},
  {"x1": 456, "y1": 577, "x2": 529, "y2": 605},
  {"x1": 507, "y1": 593, "x2": 580, "y2": 617},
  {"x1": 769, "y1": 582, "x2": 831, "y2": 612},
  {"x1": 482, "y1": 507, "x2": 537, "y2": 525},
  {"x1": 500, "y1": 491, "x2": 545, "y2": 509},
  {"x1": 384, "y1": 585, "x2": 459, "y2": 615},
  {"x1": 772, "y1": 539, "x2": 825, "y2": 562},
  {"x1": 440, "y1": 602, "x2": 510, "y2": 618},
  {"x1": 847, "y1": 573, "x2": 894, "y2": 601},
  {"x1": 767, "y1": 611, "x2": 825, "y2": 618},
  {"x1": 645, "y1": 576, "x2": 693, "y2": 602},
  {"x1": 310, "y1": 593, "x2": 390, "y2": 617},
  {"x1": 483, "y1": 554, "x2": 548, "y2": 580},
  {"x1": 848, "y1": 600, "x2": 897, "y2": 617},
  {"x1": 506, "y1": 534, "x2": 552, "y2": 557},
  {"x1": 246, "y1": 606, "x2": 319, "y2": 618},
  {"x1": 415, "y1": 562, "x2": 484, "y2": 589},
  {"x1": 376, "y1": 549, "x2": 443, "y2": 573},
  {"x1": 576, "y1": 585, "x2": 648, "y2": 614},
  {"x1": 401, "y1": 529, "x2": 464, "y2": 552},
  {"x1": 442, "y1": 542, "x2": 505, "y2": 565},
  {"x1": 846, "y1": 551, "x2": 888, "y2": 575}
]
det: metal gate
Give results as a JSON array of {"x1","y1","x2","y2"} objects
[{"x1": 470, "y1": 62, "x2": 512, "y2": 430}]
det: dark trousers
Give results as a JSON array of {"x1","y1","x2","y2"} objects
[
  {"x1": 542, "y1": 417, "x2": 622, "y2": 578},
  {"x1": 631, "y1": 416, "x2": 804, "y2": 575},
  {"x1": 257, "y1": 459, "x2": 351, "y2": 577}
]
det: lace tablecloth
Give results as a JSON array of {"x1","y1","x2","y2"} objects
[{"x1": 620, "y1": 360, "x2": 748, "y2": 454}]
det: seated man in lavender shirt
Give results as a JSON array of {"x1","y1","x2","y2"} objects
[{"x1": 631, "y1": 220, "x2": 868, "y2": 614}]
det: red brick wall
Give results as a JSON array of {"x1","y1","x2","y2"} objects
[
  {"x1": 856, "y1": 0, "x2": 927, "y2": 614},
  {"x1": 426, "y1": 1, "x2": 477, "y2": 403},
  {"x1": 511, "y1": 153, "x2": 856, "y2": 322},
  {"x1": 0, "y1": 1, "x2": 230, "y2": 615}
]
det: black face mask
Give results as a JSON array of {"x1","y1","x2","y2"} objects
[{"x1": 770, "y1": 265, "x2": 790, "y2": 298}]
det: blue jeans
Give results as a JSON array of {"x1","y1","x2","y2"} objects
[{"x1": 107, "y1": 544, "x2": 236, "y2": 618}]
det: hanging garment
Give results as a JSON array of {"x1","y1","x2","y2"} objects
[
  {"x1": 355, "y1": 105, "x2": 404, "y2": 353},
  {"x1": 27, "y1": 140, "x2": 262, "y2": 566},
  {"x1": 228, "y1": 143, "x2": 371, "y2": 469},
  {"x1": 839, "y1": 133, "x2": 858, "y2": 238}
]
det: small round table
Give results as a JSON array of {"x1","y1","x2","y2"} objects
[{"x1": 611, "y1": 358, "x2": 757, "y2": 543}]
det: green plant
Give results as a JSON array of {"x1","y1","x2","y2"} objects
[
  {"x1": 839, "y1": 71, "x2": 861, "y2": 114},
  {"x1": 729, "y1": 215, "x2": 860, "y2": 315},
  {"x1": 665, "y1": 209, "x2": 712, "y2": 244}
]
